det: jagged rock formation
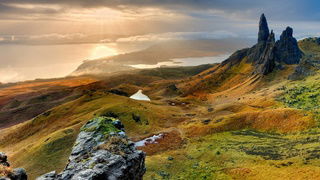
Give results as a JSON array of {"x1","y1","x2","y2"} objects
[
  {"x1": 225, "y1": 13, "x2": 302, "y2": 75},
  {"x1": 37, "y1": 116, "x2": 145, "y2": 180},
  {"x1": 258, "y1": 13, "x2": 270, "y2": 43},
  {"x1": 0, "y1": 152, "x2": 27, "y2": 180},
  {"x1": 275, "y1": 27, "x2": 302, "y2": 64},
  {"x1": 254, "y1": 31, "x2": 276, "y2": 74}
]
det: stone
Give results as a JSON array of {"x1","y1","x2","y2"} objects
[
  {"x1": 36, "y1": 171, "x2": 57, "y2": 180},
  {"x1": 202, "y1": 119, "x2": 211, "y2": 125},
  {"x1": 236, "y1": 14, "x2": 302, "y2": 75},
  {"x1": 0, "y1": 153, "x2": 27, "y2": 180},
  {"x1": 258, "y1": 13, "x2": 270, "y2": 43},
  {"x1": 37, "y1": 116, "x2": 146, "y2": 180},
  {"x1": 254, "y1": 30, "x2": 276, "y2": 75},
  {"x1": 8, "y1": 168, "x2": 28, "y2": 180},
  {"x1": 275, "y1": 27, "x2": 302, "y2": 64},
  {"x1": 0, "y1": 153, "x2": 9, "y2": 167},
  {"x1": 167, "y1": 157, "x2": 174, "y2": 161}
]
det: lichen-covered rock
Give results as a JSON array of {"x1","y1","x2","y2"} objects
[
  {"x1": 8, "y1": 169, "x2": 27, "y2": 180},
  {"x1": 37, "y1": 117, "x2": 145, "y2": 180}
]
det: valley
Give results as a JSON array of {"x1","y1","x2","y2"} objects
[{"x1": 0, "y1": 14, "x2": 320, "y2": 180}]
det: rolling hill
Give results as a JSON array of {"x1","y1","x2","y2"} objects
[{"x1": 0, "y1": 14, "x2": 320, "y2": 180}]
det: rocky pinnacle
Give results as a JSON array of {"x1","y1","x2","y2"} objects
[
  {"x1": 275, "y1": 26, "x2": 302, "y2": 64},
  {"x1": 258, "y1": 13, "x2": 270, "y2": 43}
]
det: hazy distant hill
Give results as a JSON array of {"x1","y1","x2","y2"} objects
[{"x1": 71, "y1": 38, "x2": 253, "y2": 76}]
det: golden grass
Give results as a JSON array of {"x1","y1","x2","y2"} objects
[
  {"x1": 0, "y1": 165, "x2": 11, "y2": 177},
  {"x1": 184, "y1": 108, "x2": 313, "y2": 137},
  {"x1": 0, "y1": 92, "x2": 187, "y2": 178}
]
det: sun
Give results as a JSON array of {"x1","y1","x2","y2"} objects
[{"x1": 90, "y1": 45, "x2": 118, "y2": 60}]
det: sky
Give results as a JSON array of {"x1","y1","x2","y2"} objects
[
  {"x1": 0, "y1": 0, "x2": 320, "y2": 82},
  {"x1": 1, "y1": 0, "x2": 320, "y2": 43}
]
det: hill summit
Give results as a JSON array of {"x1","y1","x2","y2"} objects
[
  {"x1": 178, "y1": 14, "x2": 303, "y2": 95},
  {"x1": 245, "y1": 13, "x2": 302, "y2": 74}
]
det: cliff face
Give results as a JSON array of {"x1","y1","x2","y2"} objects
[
  {"x1": 258, "y1": 14, "x2": 270, "y2": 43},
  {"x1": 275, "y1": 27, "x2": 302, "y2": 64},
  {"x1": 254, "y1": 31, "x2": 276, "y2": 75},
  {"x1": 37, "y1": 117, "x2": 145, "y2": 180}
]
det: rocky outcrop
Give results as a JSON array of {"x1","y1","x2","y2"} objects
[
  {"x1": 37, "y1": 116, "x2": 145, "y2": 180},
  {"x1": 275, "y1": 27, "x2": 302, "y2": 64},
  {"x1": 289, "y1": 59, "x2": 320, "y2": 80},
  {"x1": 258, "y1": 13, "x2": 270, "y2": 43},
  {"x1": 223, "y1": 14, "x2": 302, "y2": 75},
  {"x1": 0, "y1": 152, "x2": 27, "y2": 180},
  {"x1": 254, "y1": 31, "x2": 276, "y2": 75}
]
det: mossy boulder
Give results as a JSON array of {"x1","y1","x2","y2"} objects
[{"x1": 37, "y1": 116, "x2": 145, "y2": 180}]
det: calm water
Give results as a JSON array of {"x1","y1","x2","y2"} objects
[
  {"x1": 0, "y1": 43, "x2": 230, "y2": 83},
  {"x1": 0, "y1": 43, "x2": 127, "y2": 83}
]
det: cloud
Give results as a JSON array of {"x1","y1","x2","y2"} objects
[
  {"x1": 0, "y1": 0, "x2": 319, "y2": 44},
  {"x1": 0, "y1": 3, "x2": 64, "y2": 18},
  {"x1": 0, "y1": 0, "x2": 319, "y2": 21},
  {"x1": 0, "y1": 67, "x2": 25, "y2": 83},
  {"x1": 116, "y1": 31, "x2": 239, "y2": 43}
]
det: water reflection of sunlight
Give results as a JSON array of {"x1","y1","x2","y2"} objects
[{"x1": 90, "y1": 45, "x2": 118, "y2": 60}]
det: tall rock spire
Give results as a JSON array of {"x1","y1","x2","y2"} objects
[
  {"x1": 275, "y1": 26, "x2": 302, "y2": 64},
  {"x1": 258, "y1": 13, "x2": 270, "y2": 43}
]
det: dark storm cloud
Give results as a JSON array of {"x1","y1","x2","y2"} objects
[{"x1": 0, "y1": 3, "x2": 64, "y2": 15}]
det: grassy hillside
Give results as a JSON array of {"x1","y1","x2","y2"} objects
[
  {"x1": 138, "y1": 64, "x2": 216, "y2": 80},
  {"x1": 299, "y1": 38, "x2": 320, "y2": 59},
  {"x1": 1, "y1": 48, "x2": 320, "y2": 179},
  {"x1": 0, "y1": 92, "x2": 188, "y2": 179}
]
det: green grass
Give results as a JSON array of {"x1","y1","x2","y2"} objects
[
  {"x1": 138, "y1": 64, "x2": 215, "y2": 79},
  {"x1": 145, "y1": 129, "x2": 320, "y2": 180},
  {"x1": 13, "y1": 128, "x2": 77, "y2": 179},
  {"x1": 277, "y1": 74, "x2": 320, "y2": 121},
  {"x1": 0, "y1": 91, "x2": 184, "y2": 178},
  {"x1": 81, "y1": 116, "x2": 120, "y2": 135},
  {"x1": 299, "y1": 38, "x2": 320, "y2": 59}
]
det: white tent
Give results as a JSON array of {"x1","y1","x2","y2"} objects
[{"x1": 130, "y1": 90, "x2": 151, "y2": 101}]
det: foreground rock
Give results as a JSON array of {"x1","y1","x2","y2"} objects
[
  {"x1": 37, "y1": 116, "x2": 145, "y2": 180},
  {"x1": 0, "y1": 152, "x2": 27, "y2": 180}
]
